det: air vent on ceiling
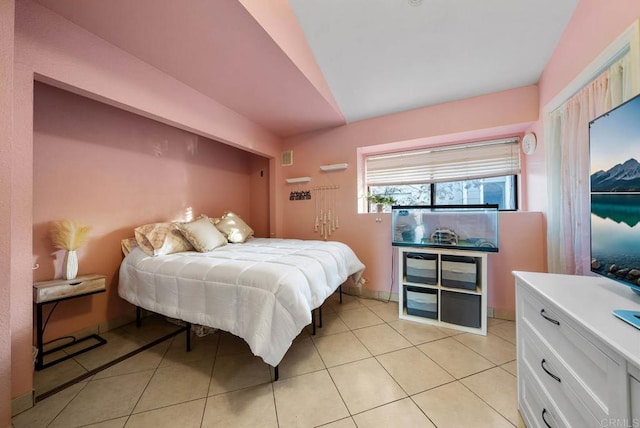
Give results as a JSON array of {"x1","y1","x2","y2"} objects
[{"x1": 281, "y1": 150, "x2": 293, "y2": 166}]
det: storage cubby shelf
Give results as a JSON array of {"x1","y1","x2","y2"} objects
[
  {"x1": 397, "y1": 246, "x2": 488, "y2": 335},
  {"x1": 440, "y1": 285, "x2": 482, "y2": 295},
  {"x1": 402, "y1": 280, "x2": 438, "y2": 291}
]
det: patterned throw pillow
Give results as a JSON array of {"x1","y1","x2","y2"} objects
[
  {"x1": 214, "y1": 211, "x2": 254, "y2": 243},
  {"x1": 176, "y1": 215, "x2": 227, "y2": 252},
  {"x1": 134, "y1": 222, "x2": 194, "y2": 256},
  {"x1": 120, "y1": 237, "x2": 139, "y2": 256}
]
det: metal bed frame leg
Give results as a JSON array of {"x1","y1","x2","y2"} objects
[
  {"x1": 311, "y1": 309, "x2": 316, "y2": 335},
  {"x1": 186, "y1": 322, "x2": 192, "y2": 352},
  {"x1": 274, "y1": 365, "x2": 279, "y2": 381},
  {"x1": 339, "y1": 284, "x2": 343, "y2": 304},
  {"x1": 136, "y1": 306, "x2": 142, "y2": 327},
  {"x1": 318, "y1": 305, "x2": 323, "y2": 328}
]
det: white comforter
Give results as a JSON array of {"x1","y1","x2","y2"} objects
[{"x1": 119, "y1": 238, "x2": 365, "y2": 366}]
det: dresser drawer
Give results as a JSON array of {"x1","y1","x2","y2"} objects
[
  {"x1": 519, "y1": 366, "x2": 569, "y2": 428},
  {"x1": 34, "y1": 274, "x2": 107, "y2": 303},
  {"x1": 520, "y1": 286, "x2": 617, "y2": 417},
  {"x1": 520, "y1": 326, "x2": 600, "y2": 427},
  {"x1": 630, "y1": 365, "x2": 640, "y2": 423}
]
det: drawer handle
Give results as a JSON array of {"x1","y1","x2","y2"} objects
[
  {"x1": 540, "y1": 309, "x2": 560, "y2": 326},
  {"x1": 69, "y1": 282, "x2": 81, "y2": 286},
  {"x1": 541, "y1": 359, "x2": 561, "y2": 383},
  {"x1": 542, "y1": 408, "x2": 552, "y2": 428}
]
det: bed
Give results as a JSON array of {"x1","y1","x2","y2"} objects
[{"x1": 118, "y1": 237, "x2": 365, "y2": 370}]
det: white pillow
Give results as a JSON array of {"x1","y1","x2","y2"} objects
[{"x1": 176, "y1": 215, "x2": 227, "y2": 252}]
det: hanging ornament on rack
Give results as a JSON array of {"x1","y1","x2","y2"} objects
[
  {"x1": 333, "y1": 187, "x2": 338, "y2": 231},
  {"x1": 333, "y1": 187, "x2": 340, "y2": 229},
  {"x1": 312, "y1": 186, "x2": 340, "y2": 240},
  {"x1": 314, "y1": 188, "x2": 319, "y2": 233},
  {"x1": 289, "y1": 190, "x2": 311, "y2": 201}
]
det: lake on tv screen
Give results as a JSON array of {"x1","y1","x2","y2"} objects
[{"x1": 591, "y1": 194, "x2": 640, "y2": 283}]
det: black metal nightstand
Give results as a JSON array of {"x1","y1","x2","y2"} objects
[{"x1": 33, "y1": 274, "x2": 108, "y2": 370}]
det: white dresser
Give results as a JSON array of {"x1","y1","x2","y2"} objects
[{"x1": 514, "y1": 271, "x2": 640, "y2": 428}]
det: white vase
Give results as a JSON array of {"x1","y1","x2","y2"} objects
[{"x1": 63, "y1": 250, "x2": 78, "y2": 280}]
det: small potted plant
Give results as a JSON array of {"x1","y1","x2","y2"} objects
[{"x1": 367, "y1": 193, "x2": 396, "y2": 213}]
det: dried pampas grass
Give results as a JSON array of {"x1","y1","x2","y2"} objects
[{"x1": 51, "y1": 220, "x2": 91, "y2": 251}]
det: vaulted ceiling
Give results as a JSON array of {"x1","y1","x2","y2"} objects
[{"x1": 34, "y1": 0, "x2": 578, "y2": 137}]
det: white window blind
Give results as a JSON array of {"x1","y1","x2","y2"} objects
[{"x1": 366, "y1": 138, "x2": 521, "y2": 186}]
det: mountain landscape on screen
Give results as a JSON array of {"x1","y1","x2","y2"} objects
[{"x1": 591, "y1": 158, "x2": 640, "y2": 192}]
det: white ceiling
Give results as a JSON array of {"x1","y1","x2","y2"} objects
[
  {"x1": 289, "y1": 0, "x2": 579, "y2": 122},
  {"x1": 34, "y1": 0, "x2": 578, "y2": 136}
]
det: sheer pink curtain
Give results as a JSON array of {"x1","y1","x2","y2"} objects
[{"x1": 546, "y1": 55, "x2": 633, "y2": 274}]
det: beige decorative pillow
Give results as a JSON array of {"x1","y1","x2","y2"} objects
[
  {"x1": 134, "y1": 222, "x2": 194, "y2": 256},
  {"x1": 214, "y1": 211, "x2": 254, "y2": 243},
  {"x1": 121, "y1": 237, "x2": 139, "y2": 256},
  {"x1": 176, "y1": 215, "x2": 227, "y2": 252}
]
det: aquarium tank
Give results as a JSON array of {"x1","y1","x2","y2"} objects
[{"x1": 391, "y1": 204, "x2": 499, "y2": 252}]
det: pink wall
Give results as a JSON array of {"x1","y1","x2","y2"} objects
[
  {"x1": 10, "y1": 50, "x2": 35, "y2": 412},
  {"x1": 32, "y1": 83, "x2": 266, "y2": 341},
  {"x1": 281, "y1": 86, "x2": 544, "y2": 313},
  {"x1": 34, "y1": 0, "x2": 344, "y2": 138},
  {"x1": 1, "y1": 0, "x2": 15, "y2": 424},
  {"x1": 10, "y1": 0, "x2": 284, "y2": 403},
  {"x1": 525, "y1": 1, "x2": 640, "y2": 212},
  {"x1": 488, "y1": 212, "x2": 545, "y2": 315},
  {"x1": 10, "y1": 0, "x2": 639, "y2": 414},
  {"x1": 15, "y1": 1, "x2": 283, "y2": 158},
  {"x1": 249, "y1": 156, "x2": 271, "y2": 238},
  {"x1": 239, "y1": 0, "x2": 342, "y2": 120}
]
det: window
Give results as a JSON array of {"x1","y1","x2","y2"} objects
[{"x1": 365, "y1": 138, "x2": 520, "y2": 212}]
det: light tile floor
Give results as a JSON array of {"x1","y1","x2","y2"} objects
[
  {"x1": 14, "y1": 293, "x2": 524, "y2": 428},
  {"x1": 34, "y1": 315, "x2": 183, "y2": 400}
]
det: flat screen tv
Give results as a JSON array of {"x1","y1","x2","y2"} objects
[{"x1": 589, "y1": 92, "x2": 640, "y2": 294}]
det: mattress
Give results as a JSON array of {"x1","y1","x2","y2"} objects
[{"x1": 119, "y1": 238, "x2": 365, "y2": 366}]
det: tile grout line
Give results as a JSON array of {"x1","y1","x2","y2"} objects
[
  {"x1": 33, "y1": 298, "x2": 516, "y2": 428},
  {"x1": 125, "y1": 334, "x2": 220, "y2": 425},
  {"x1": 322, "y1": 304, "x2": 434, "y2": 425},
  {"x1": 270, "y1": 379, "x2": 280, "y2": 428},
  {"x1": 370, "y1": 315, "x2": 459, "y2": 428},
  {"x1": 199, "y1": 333, "x2": 222, "y2": 428},
  {"x1": 449, "y1": 330, "x2": 517, "y2": 367},
  {"x1": 122, "y1": 334, "x2": 176, "y2": 426},
  {"x1": 43, "y1": 380, "x2": 89, "y2": 428},
  {"x1": 418, "y1": 337, "x2": 494, "y2": 376},
  {"x1": 34, "y1": 316, "x2": 185, "y2": 401},
  {"x1": 456, "y1": 377, "x2": 518, "y2": 427},
  {"x1": 388, "y1": 325, "x2": 471, "y2": 381},
  {"x1": 37, "y1": 320, "x2": 176, "y2": 426},
  {"x1": 382, "y1": 317, "x2": 519, "y2": 425},
  {"x1": 307, "y1": 314, "x2": 353, "y2": 425}
]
